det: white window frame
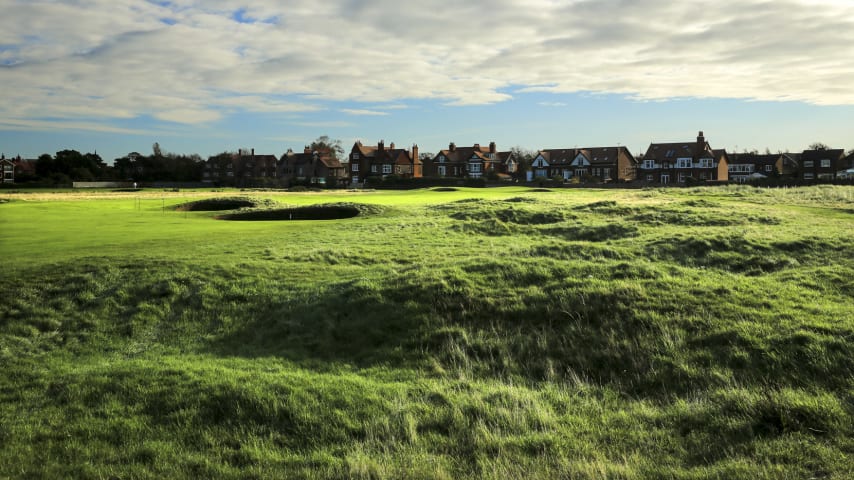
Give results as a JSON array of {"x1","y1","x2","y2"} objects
[
  {"x1": 382, "y1": 164, "x2": 392, "y2": 174},
  {"x1": 821, "y1": 159, "x2": 831, "y2": 168},
  {"x1": 803, "y1": 160, "x2": 814, "y2": 168},
  {"x1": 469, "y1": 163, "x2": 482, "y2": 173},
  {"x1": 643, "y1": 160, "x2": 655, "y2": 169},
  {"x1": 352, "y1": 163, "x2": 359, "y2": 172},
  {"x1": 371, "y1": 165, "x2": 378, "y2": 173},
  {"x1": 438, "y1": 165, "x2": 446, "y2": 176}
]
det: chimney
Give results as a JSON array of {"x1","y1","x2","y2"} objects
[
  {"x1": 378, "y1": 140, "x2": 385, "y2": 153},
  {"x1": 304, "y1": 145, "x2": 311, "y2": 155},
  {"x1": 390, "y1": 142, "x2": 395, "y2": 150},
  {"x1": 412, "y1": 144, "x2": 419, "y2": 162},
  {"x1": 473, "y1": 143, "x2": 481, "y2": 151},
  {"x1": 489, "y1": 141, "x2": 496, "y2": 153},
  {"x1": 251, "y1": 148, "x2": 255, "y2": 158},
  {"x1": 697, "y1": 131, "x2": 705, "y2": 145},
  {"x1": 449, "y1": 142, "x2": 456, "y2": 152}
]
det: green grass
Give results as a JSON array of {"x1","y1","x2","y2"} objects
[{"x1": 1, "y1": 186, "x2": 852, "y2": 478}]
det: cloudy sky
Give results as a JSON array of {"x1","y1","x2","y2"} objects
[{"x1": 1, "y1": 0, "x2": 853, "y2": 161}]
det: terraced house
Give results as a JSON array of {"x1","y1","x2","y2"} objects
[
  {"x1": 349, "y1": 141, "x2": 421, "y2": 184},
  {"x1": 799, "y1": 148, "x2": 846, "y2": 181},
  {"x1": 641, "y1": 131, "x2": 728, "y2": 184},
  {"x1": 529, "y1": 146, "x2": 637, "y2": 182},
  {"x1": 424, "y1": 142, "x2": 517, "y2": 179}
]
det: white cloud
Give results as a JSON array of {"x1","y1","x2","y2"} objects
[
  {"x1": 340, "y1": 109, "x2": 390, "y2": 116},
  {"x1": 0, "y1": 0, "x2": 853, "y2": 133}
]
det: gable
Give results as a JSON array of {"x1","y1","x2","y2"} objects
[
  {"x1": 532, "y1": 155, "x2": 549, "y2": 167},
  {"x1": 571, "y1": 153, "x2": 590, "y2": 167}
]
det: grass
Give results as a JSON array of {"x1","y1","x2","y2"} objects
[{"x1": 1, "y1": 186, "x2": 852, "y2": 478}]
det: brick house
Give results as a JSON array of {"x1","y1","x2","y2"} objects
[
  {"x1": 423, "y1": 142, "x2": 516, "y2": 179},
  {"x1": 529, "y1": 146, "x2": 637, "y2": 182},
  {"x1": 640, "y1": 131, "x2": 728, "y2": 184},
  {"x1": 348, "y1": 141, "x2": 421, "y2": 184},
  {"x1": 202, "y1": 149, "x2": 278, "y2": 186},
  {"x1": 727, "y1": 153, "x2": 789, "y2": 182},
  {"x1": 280, "y1": 147, "x2": 346, "y2": 186},
  {"x1": 799, "y1": 148, "x2": 846, "y2": 181}
]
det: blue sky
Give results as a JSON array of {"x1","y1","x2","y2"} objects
[{"x1": 1, "y1": 0, "x2": 853, "y2": 162}]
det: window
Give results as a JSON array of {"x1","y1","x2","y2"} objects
[
  {"x1": 353, "y1": 153, "x2": 360, "y2": 160},
  {"x1": 804, "y1": 173, "x2": 814, "y2": 180},
  {"x1": 821, "y1": 159, "x2": 831, "y2": 168},
  {"x1": 438, "y1": 155, "x2": 445, "y2": 163},
  {"x1": 765, "y1": 165, "x2": 773, "y2": 172},
  {"x1": 699, "y1": 173, "x2": 706, "y2": 180},
  {"x1": 352, "y1": 163, "x2": 359, "y2": 172},
  {"x1": 382, "y1": 164, "x2": 392, "y2": 174},
  {"x1": 351, "y1": 176, "x2": 359, "y2": 183},
  {"x1": 646, "y1": 174, "x2": 654, "y2": 182},
  {"x1": 678, "y1": 172, "x2": 687, "y2": 182},
  {"x1": 438, "y1": 165, "x2": 446, "y2": 176},
  {"x1": 643, "y1": 160, "x2": 655, "y2": 169},
  {"x1": 469, "y1": 163, "x2": 482, "y2": 173},
  {"x1": 699, "y1": 158, "x2": 713, "y2": 168},
  {"x1": 661, "y1": 174, "x2": 669, "y2": 184},
  {"x1": 371, "y1": 165, "x2": 378, "y2": 173},
  {"x1": 803, "y1": 160, "x2": 814, "y2": 168},
  {"x1": 677, "y1": 158, "x2": 692, "y2": 168}
]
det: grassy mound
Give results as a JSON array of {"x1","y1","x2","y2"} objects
[
  {"x1": 174, "y1": 197, "x2": 276, "y2": 211},
  {"x1": 1, "y1": 186, "x2": 852, "y2": 478},
  {"x1": 216, "y1": 202, "x2": 384, "y2": 221},
  {"x1": 431, "y1": 187, "x2": 459, "y2": 192}
]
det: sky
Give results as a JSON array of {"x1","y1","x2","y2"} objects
[{"x1": 1, "y1": 0, "x2": 853, "y2": 162}]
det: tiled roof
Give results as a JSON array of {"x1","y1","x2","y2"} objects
[
  {"x1": 728, "y1": 153, "x2": 780, "y2": 165},
  {"x1": 801, "y1": 149, "x2": 844, "y2": 162},
  {"x1": 645, "y1": 141, "x2": 714, "y2": 161}
]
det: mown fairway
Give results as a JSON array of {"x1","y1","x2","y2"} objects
[{"x1": 1, "y1": 185, "x2": 852, "y2": 479}]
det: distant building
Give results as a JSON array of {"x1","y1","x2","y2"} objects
[
  {"x1": 1, "y1": 156, "x2": 14, "y2": 184},
  {"x1": 202, "y1": 148, "x2": 278, "y2": 186},
  {"x1": 349, "y1": 141, "x2": 421, "y2": 184},
  {"x1": 529, "y1": 146, "x2": 637, "y2": 182},
  {"x1": 423, "y1": 142, "x2": 516, "y2": 179},
  {"x1": 640, "y1": 131, "x2": 728, "y2": 184},
  {"x1": 799, "y1": 148, "x2": 846, "y2": 181},
  {"x1": 280, "y1": 147, "x2": 346, "y2": 185}
]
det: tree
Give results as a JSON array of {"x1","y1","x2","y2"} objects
[
  {"x1": 419, "y1": 152, "x2": 434, "y2": 162},
  {"x1": 310, "y1": 135, "x2": 344, "y2": 160},
  {"x1": 809, "y1": 142, "x2": 829, "y2": 151},
  {"x1": 35, "y1": 153, "x2": 55, "y2": 178},
  {"x1": 152, "y1": 142, "x2": 163, "y2": 157}
]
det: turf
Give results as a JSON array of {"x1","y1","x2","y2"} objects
[{"x1": 0, "y1": 185, "x2": 852, "y2": 479}]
